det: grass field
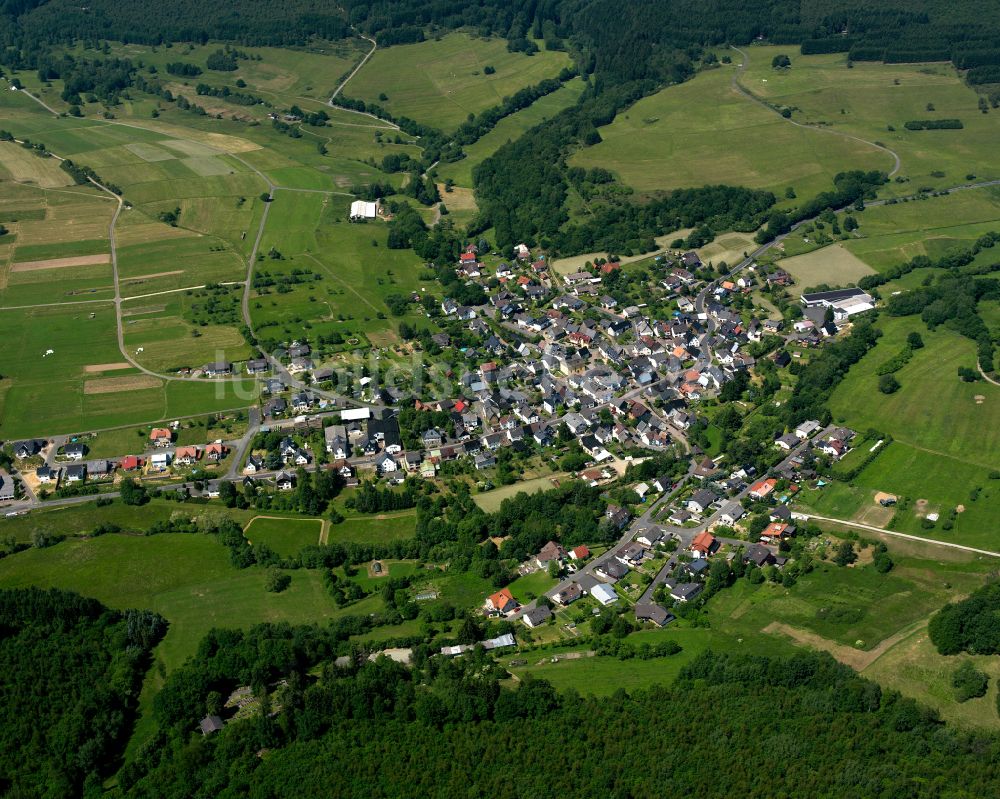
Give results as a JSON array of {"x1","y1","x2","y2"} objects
[
  {"x1": 814, "y1": 316, "x2": 1000, "y2": 546},
  {"x1": 0, "y1": 532, "x2": 372, "y2": 671},
  {"x1": 250, "y1": 193, "x2": 429, "y2": 346},
  {"x1": 473, "y1": 474, "x2": 566, "y2": 512},
  {"x1": 740, "y1": 45, "x2": 1000, "y2": 193},
  {"x1": 436, "y1": 77, "x2": 586, "y2": 187},
  {"x1": 835, "y1": 187, "x2": 1000, "y2": 271},
  {"x1": 829, "y1": 317, "x2": 999, "y2": 470},
  {"x1": 244, "y1": 515, "x2": 323, "y2": 557},
  {"x1": 327, "y1": 508, "x2": 417, "y2": 545},
  {"x1": 775, "y1": 243, "x2": 875, "y2": 293},
  {"x1": 346, "y1": 33, "x2": 570, "y2": 132},
  {"x1": 506, "y1": 569, "x2": 558, "y2": 604},
  {"x1": 571, "y1": 64, "x2": 890, "y2": 201},
  {"x1": 509, "y1": 625, "x2": 797, "y2": 695}
]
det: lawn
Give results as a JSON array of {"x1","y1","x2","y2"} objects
[
  {"x1": 250, "y1": 193, "x2": 428, "y2": 346},
  {"x1": 507, "y1": 569, "x2": 558, "y2": 604},
  {"x1": 509, "y1": 625, "x2": 797, "y2": 696},
  {"x1": 835, "y1": 187, "x2": 1000, "y2": 271},
  {"x1": 0, "y1": 498, "x2": 253, "y2": 545},
  {"x1": 0, "y1": 532, "x2": 364, "y2": 671},
  {"x1": 739, "y1": 45, "x2": 1000, "y2": 193},
  {"x1": 571, "y1": 64, "x2": 890, "y2": 201},
  {"x1": 244, "y1": 515, "x2": 323, "y2": 557},
  {"x1": 346, "y1": 33, "x2": 571, "y2": 132}
]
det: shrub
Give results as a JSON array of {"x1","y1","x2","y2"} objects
[{"x1": 952, "y1": 660, "x2": 988, "y2": 702}]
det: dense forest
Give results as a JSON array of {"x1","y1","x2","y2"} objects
[
  {"x1": 112, "y1": 630, "x2": 1000, "y2": 798},
  {"x1": 0, "y1": 588, "x2": 165, "y2": 797}
]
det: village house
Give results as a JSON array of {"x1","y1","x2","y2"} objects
[
  {"x1": 63, "y1": 442, "x2": 87, "y2": 461},
  {"x1": 150, "y1": 428, "x2": 173, "y2": 448},
  {"x1": 686, "y1": 488, "x2": 717, "y2": 515},
  {"x1": 174, "y1": 446, "x2": 199, "y2": 466},
  {"x1": 522, "y1": 606, "x2": 553, "y2": 628},
  {"x1": 485, "y1": 588, "x2": 520, "y2": 616},
  {"x1": 535, "y1": 540, "x2": 567, "y2": 570},
  {"x1": 748, "y1": 478, "x2": 778, "y2": 501},
  {"x1": 590, "y1": 583, "x2": 618, "y2": 606},
  {"x1": 690, "y1": 530, "x2": 718, "y2": 559}
]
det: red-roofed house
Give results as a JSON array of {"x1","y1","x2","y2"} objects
[
  {"x1": 150, "y1": 428, "x2": 172, "y2": 447},
  {"x1": 460, "y1": 252, "x2": 477, "y2": 263},
  {"x1": 570, "y1": 545, "x2": 591, "y2": 561},
  {"x1": 760, "y1": 522, "x2": 795, "y2": 543},
  {"x1": 205, "y1": 443, "x2": 226, "y2": 461},
  {"x1": 120, "y1": 455, "x2": 143, "y2": 471},
  {"x1": 174, "y1": 446, "x2": 200, "y2": 465},
  {"x1": 485, "y1": 588, "x2": 520, "y2": 616},
  {"x1": 749, "y1": 478, "x2": 778, "y2": 500},
  {"x1": 690, "y1": 530, "x2": 718, "y2": 558}
]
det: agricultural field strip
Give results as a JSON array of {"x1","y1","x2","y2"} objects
[{"x1": 0, "y1": 119, "x2": 356, "y2": 385}]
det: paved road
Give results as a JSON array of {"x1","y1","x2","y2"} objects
[{"x1": 512, "y1": 424, "x2": 828, "y2": 618}]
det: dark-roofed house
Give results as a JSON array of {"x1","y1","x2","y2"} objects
[
  {"x1": 669, "y1": 582, "x2": 703, "y2": 602},
  {"x1": 686, "y1": 488, "x2": 716, "y2": 514},
  {"x1": 200, "y1": 715, "x2": 224, "y2": 735},
  {"x1": 535, "y1": 540, "x2": 567, "y2": 569},
  {"x1": 635, "y1": 603, "x2": 675, "y2": 627},
  {"x1": 554, "y1": 583, "x2": 583, "y2": 606},
  {"x1": 744, "y1": 543, "x2": 775, "y2": 567},
  {"x1": 202, "y1": 361, "x2": 233, "y2": 377},
  {"x1": 595, "y1": 558, "x2": 628, "y2": 582},
  {"x1": 522, "y1": 605, "x2": 553, "y2": 628}
]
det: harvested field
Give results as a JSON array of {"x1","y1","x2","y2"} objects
[
  {"x1": 12, "y1": 254, "x2": 111, "y2": 272},
  {"x1": 83, "y1": 362, "x2": 131, "y2": 373},
  {"x1": 83, "y1": 375, "x2": 162, "y2": 394}
]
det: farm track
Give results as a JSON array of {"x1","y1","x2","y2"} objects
[
  {"x1": 325, "y1": 34, "x2": 400, "y2": 130},
  {"x1": 797, "y1": 513, "x2": 1000, "y2": 558},
  {"x1": 730, "y1": 46, "x2": 902, "y2": 178}
]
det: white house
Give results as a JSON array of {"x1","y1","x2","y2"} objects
[{"x1": 591, "y1": 583, "x2": 618, "y2": 606}]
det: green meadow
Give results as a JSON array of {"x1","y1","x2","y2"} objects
[
  {"x1": 244, "y1": 515, "x2": 323, "y2": 557},
  {"x1": 436, "y1": 77, "x2": 586, "y2": 187},
  {"x1": 572, "y1": 64, "x2": 890, "y2": 201},
  {"x1": 346, "y1": 32, "x2": 571, "y2": 132},
  {"x1": 740, "y1": 45, "x2": 1000, "y2": 193},
  {"x1": 0, "y1": 532, "x2": 364, "y2": 670},
  {"x1": 829, "y1": 317, "x2": 999, "y2": 470},
  {"x1": 250, "y1": 192, "x2": 429, "y2": 346}
]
